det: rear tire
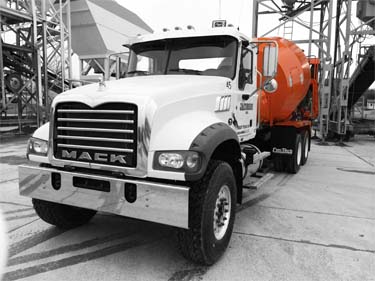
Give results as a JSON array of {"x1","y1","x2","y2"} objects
[
  {"x1": 177, "y1": 160, "x2": 237, "y2": 265},
  {"x1": 32, "y1": 199, "x2": 97, "y2": 229},
  {"x1": 301, "y1": 130, "x2": 310, "y2": 166},
  {"x1": 286, "y1": 133, "x2": 302, "y2": 174}
]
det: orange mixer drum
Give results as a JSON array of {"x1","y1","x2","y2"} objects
[{"x1": 257, "y1": 37, "x2": 312, "y2": 125}]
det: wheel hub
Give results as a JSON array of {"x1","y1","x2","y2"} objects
[{"x1": 213, "y1": 184, "x2": 231, "y2": 240}]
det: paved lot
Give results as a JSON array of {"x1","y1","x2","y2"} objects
[{"x1": 0, "y1": 135, "x2": 374, "y2": 281}]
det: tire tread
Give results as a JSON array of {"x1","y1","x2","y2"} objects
[
  {"x1": 32, "y1": 199, "x2": 96, "y2": 229},
  {"x1": 177, "y1": 160, "x2": 234, "y2": 265}
]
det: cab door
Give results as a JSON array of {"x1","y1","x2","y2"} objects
[{"x1": 233, "y1": 45, "x2": 258, "y2": 142}]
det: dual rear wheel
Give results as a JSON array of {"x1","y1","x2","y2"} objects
[
  {"x1": 301, "y1": 130, "x2": 310, "y2": 166},
  {"x1": 275, "y1": 129, "x2": 310, "y2": 174}
]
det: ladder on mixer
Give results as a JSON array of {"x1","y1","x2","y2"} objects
[{"x1": 283, "y1": 20, "x2": 294, "y2": 40}]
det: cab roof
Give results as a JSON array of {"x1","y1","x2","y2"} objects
[{"x1": 124, "y1": 27, "x2": 251, "y2": 46}]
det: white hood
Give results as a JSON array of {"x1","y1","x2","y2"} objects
[{"x1": 53, "y1": 75, "x2": 231, "y2": 108}]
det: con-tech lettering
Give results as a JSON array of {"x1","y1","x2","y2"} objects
[{"x1": 240, "y1": 103, "x2": 253, "y2": 111}]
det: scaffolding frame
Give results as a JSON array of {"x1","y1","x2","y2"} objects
[
  {"x1": 0, "y1": 0, "x2": 71, "y2": 132},
  {"x1": 329, "y1": 0, "x2": 353, "y2": 136},
  {"x1": 331, "y1": 0, "x2": 375, "y2": 138},
  {"x1": 253, "y1": 0, "x2": 375, "y2": 140}
]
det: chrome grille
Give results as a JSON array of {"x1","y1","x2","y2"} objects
[{"x1": 54, "y1": 102, "x2": 137, "y2": 167}]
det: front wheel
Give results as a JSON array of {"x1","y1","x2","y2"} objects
[
  {"x1": 177, "y1": 160, "x2": 237, "y2": 265},
  {"x1": 32, "y1": 199, "x2": 97, "y2": 229}
]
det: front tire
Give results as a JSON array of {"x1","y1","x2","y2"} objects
[
  {"x1": 177, "y1": 160, "x2": 237, "y2": 265},
  {"x1": 32, "y1": 199, "x2": 97, "y2": 229}
]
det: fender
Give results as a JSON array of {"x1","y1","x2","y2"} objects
[
  {"x1": 148, "y1": 109, "x2": 238, "y2": 181},
  {"x1": 186, "y1": 122, "x2": 240, "y2": 181},
  {"x1": 32, "y1": 122, "x2": 50, "y2": 141}
]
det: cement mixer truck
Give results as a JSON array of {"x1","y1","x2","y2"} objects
[{"x1": 19, "y1": 26, "x2": 319, "y2": 265}]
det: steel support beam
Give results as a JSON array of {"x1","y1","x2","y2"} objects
[{"x1": 0, "y1": 0, "x2": 72, "y2": 133}]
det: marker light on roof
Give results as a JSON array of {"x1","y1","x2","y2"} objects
[
  {"x1": 187, "y1": 25, "x2": 195, "y2": 30},
  {"x1": 174, "y1": 26, "x2": 182, "y2": 30},
  {"x1": 212, "y1": 20, "x2": 226, "y2": 28}
]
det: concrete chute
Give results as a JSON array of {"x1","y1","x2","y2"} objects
[{"x1": 67, "y1": 0, "x2": 153, "y2": 80}]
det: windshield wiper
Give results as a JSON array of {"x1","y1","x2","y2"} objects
[
  {"x1": 126, "y1": 70, "x2": 150, "y2": 77},
  {"x1": 168, "y1": 69, "x2": 202, "y2": 75}
]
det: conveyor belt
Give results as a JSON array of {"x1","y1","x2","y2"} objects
[{"x1": 348, "y1": 46, "x2": 375, "y2": 110}]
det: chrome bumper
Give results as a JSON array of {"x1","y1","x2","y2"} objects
[{"x1": 19, "y1": 165, "x2": 189, "y2": 228}]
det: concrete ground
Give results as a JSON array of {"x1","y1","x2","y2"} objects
[{"x1": 0, "y1": 135, "x2": 374, "y2": 281}]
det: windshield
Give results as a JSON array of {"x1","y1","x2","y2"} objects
[{"x1": 126, "y1": 36, "x2": 238, "y2": 79}]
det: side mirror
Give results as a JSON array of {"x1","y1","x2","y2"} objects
[
  {"x1": 263, "y1": 79, "x2": 278, "y2": 93},
  {"x1": 262, "y1": 45, "x2": 278, "y2": 78}
]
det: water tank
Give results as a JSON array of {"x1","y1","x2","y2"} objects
[{"x1": 258, "y1": 37, "x2": 312, "y2": 124}]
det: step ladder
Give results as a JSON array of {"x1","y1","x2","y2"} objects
[
  {"x1": 242, "y1": 167, "x2": 274, "y2": 190},
  {"x1": 283, "y1": 20, "x2": 294, "y2": 40}
]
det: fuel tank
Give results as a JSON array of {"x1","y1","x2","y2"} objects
[{"x1": 257, "y1": 37, "x2": 311, "y2": 125}]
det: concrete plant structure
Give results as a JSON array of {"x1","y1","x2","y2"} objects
[
  {"x1": 68, "y1": 0, "x2": 153, "y2": 81},
  {"x1": 0, "y1": 0, "x2": 152, "y2": 132}
]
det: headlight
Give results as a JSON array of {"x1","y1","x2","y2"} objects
[
  {"x1": 153, "y1": 151, "x2": 201, "y2": 172},
  {"x1": 27, "y1": 137, "x2": 48, "y2": 157},
  {"x1": 158, "y1": 153, "x2": 184, "y2": 169}
]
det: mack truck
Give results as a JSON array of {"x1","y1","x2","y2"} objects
[{"x1": 19, "y1": 27, "x2": 319, "y2": 265}]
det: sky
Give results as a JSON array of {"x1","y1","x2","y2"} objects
[
  {"x1": 116, "y1": 0, "x2": 254, "y2": 35},
  {"x1": 116, "y1": 0, "x2": 374, "y2": 88},
  {"x1": 116, "y1": 0, "x2": 373, "y2": 55}
]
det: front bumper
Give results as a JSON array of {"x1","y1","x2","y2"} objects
[{"x1": 19, "y1": 165, "x2": 189, "y2": 228}]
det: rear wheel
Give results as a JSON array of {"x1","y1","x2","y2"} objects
[
  {"x1": 301, "y1": 130, "x2": 310, "y2": 165},
  {"x1": 177, "y1": 160, "x2": 237, "y2": 265},
  {"x1": 32, "y1": 199, "x2": 97, "y2": 229},
  {"x1": 286, "y1": 133, "x2": 302, "y2": 174}
]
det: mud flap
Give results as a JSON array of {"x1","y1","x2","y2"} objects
[{"x1": 270, "y1": 126, "x2": 297, "y2": 161}]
